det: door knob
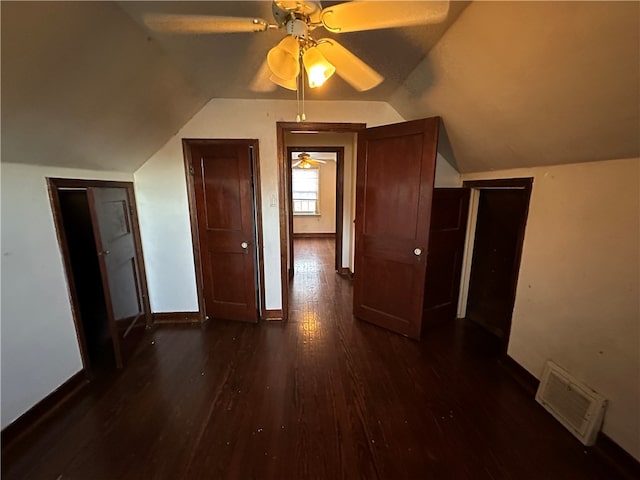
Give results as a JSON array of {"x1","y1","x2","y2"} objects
[
  {"x1": 241, "y1": 242, "x2": 249, "y2": 249},
  {"x1": 413, "y1": 248, "x2": 422, "y2": 256}
]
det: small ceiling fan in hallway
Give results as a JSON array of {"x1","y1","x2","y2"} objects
[
  {"x1": 144, "y1": 1, "x2": 450, "y2": 94},
  {"x1": 292, "y1": 152, "x2": 327, "y2": 168}
]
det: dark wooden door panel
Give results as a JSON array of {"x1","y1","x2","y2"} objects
[
  {"x1": 88, "y1": 187, "x2": 145, "y2": 368},
  {"x1": 204, "y1": 251, "x2": 254, "y2": 312},
  {"x1": 361, "y1": 134, "x2": 424, "y2": 237},
  {"x1": 357, "y1": 255, "x2": 416, "y2": 328},
  {"x1": 190, "y1": 141, "x2": 258, "y2": 323},
  {"x1": 354, "y1": 118, "x2": 439, "y2": 339},
  {"x1": 423, "y1": 188, "x2": 470, "y2": 327},
  {"x1": 466, "y1": 188, "x2": 529, "y2": 340}
]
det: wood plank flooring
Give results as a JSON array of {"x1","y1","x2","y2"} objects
[{"x1": 2, "y1": 238, "x2": 624, "y2": 479}]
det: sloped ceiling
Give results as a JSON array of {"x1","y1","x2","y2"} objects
[
  {"x1": 390, "y1": 1, "x2": 640, "y2": 172},
  {"x1": 0, "y1": 0, "x2": 467, "y2": 172},
  {"x1": 1, "y1": 1, "x2": 638, "y2": 174},
  {"x1": 1, "y1": 1, "x2": 209, "y2": 172}
]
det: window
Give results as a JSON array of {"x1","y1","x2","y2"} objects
[{"x1": 292, "y1": 168, "x2": 319, "y2": 214}]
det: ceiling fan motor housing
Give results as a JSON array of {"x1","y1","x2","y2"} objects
[
  {"x1": 287, "y1": 18, "x2": 308, "y2": 37},
  {"x1": 273, "y1": 1, "x2": 323, "y2": 25}
]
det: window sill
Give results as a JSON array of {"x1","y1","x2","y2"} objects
[{"x1": 293, "y1": 213, "x2": 321, "y2": 217}]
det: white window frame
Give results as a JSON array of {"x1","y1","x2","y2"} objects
[{"x1": 292, "y1": 167, "x2": 320, "y2": 215}]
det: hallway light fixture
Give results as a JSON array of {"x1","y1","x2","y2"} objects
[{"x1": 292, "y1": 152, "x2": 327, "y2": 169}]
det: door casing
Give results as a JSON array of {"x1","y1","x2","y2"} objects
[
  {"x1": 277, "y1": 122, "x2": 365, "y2": 321},
  {"x1": 459, "y1": 178, "x2": 533, "y2": 348},
  {"x1": 287, "y1": 146, "x2": 345, "y2": 276},
  {"x1": 47, "y1": 178, "x2": 151, "y2": 372}
]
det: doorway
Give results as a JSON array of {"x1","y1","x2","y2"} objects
[
  {"x1": 48, "y1": 179, "x2": 151, "y2": 372},
  {"x1": 287, "y1": 146, "x2": 344, "y2": 277},
  {"x1": 460, "y1": 178, "x2": 533, "y2": 349},
  {"x1": 277, "y1": 122, "x2": 365, "y2": 320},
  {"x1": 57, "y1": 190, "x2": 112, "y2": 370}
]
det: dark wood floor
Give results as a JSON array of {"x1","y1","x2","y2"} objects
[{"x1": 2, "y1": 238, "x2": 624, "y2": 479}]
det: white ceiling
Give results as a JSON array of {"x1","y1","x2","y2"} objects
[{"x1": 1, "y1": 1, "x2": 638, "y2": 174}]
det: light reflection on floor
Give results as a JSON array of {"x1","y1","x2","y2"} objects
[{"x1": 289, "y1": 238, "x2": 341, "y2": 345}]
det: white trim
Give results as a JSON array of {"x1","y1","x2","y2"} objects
[{"x1": 456, "y1": 188, "x2": 480, "y2": 318}]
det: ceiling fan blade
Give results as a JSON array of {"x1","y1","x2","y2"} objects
[
  {"x1": 317, "y1": 40, "x2": 383, "y2": 92},
  {"x1": 309, "y1": 158, "x2": 327, "y2": 164},
  {"x1": 143, "y1": 14, "x2": 270, "y2": 34},
  {"x1": 250, "y1": 60, "x2": 278, "y2": 93},
  {"x1": 291, "y1": 160, "x2": 303, "y2": 167},
  {"x1": 320, "y1": 1, "x2": 449, "y2": 33}
]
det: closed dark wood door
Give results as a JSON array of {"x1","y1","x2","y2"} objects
[
  {"x1": 353, "y1": 118, "x2": 439, "y2": 339},
  {"x1": 466, "y1": 188, "x2": 530, "y2": 341},
  {"x1": 190, "y1": 141, "x2": 258, "y2": 323},
  {"x1": 423, "y1": 188, "x2": 470, "y2": 327},
  {"x1": 87, "y1": 187, "x2": 145, "y2": 368}
]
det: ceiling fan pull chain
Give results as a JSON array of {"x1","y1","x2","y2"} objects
[
  {"x1": 301, "y1": 66, "x2": 306, "y2": 122},
  {"x1": 295, "y1": 57, "x2": 301, "y2": 122}
]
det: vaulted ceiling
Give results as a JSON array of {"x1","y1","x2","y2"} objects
[{"x1": 2, "y1": 1, "x2": 638, "y2": 173}]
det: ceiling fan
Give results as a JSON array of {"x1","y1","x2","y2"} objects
[
  {"x1": 292, "y1": 152, "x2": 327, "y2": 168},
  {"x1": 144, "y1": 1, "x2": 450, "y2": 93}
]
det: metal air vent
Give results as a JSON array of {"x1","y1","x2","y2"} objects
[{"x1": 535, "y1": 361, "x2": 607, "y2": 445}]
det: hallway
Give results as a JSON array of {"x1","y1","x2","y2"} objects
[{"x1": 2, "y1": 239, "x2": 624, "y2": 479}]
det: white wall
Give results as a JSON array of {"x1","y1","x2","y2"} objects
[
  {"x1": 292, "y1": 160, "x2": 336, "y2": 234},
  {"x1": 134, "y1": 99, "x2": 405, "y2": 312},
  {"x1": 462, "y1": 157, "x2": 640, "y2": 460},
  {"x1": 0, "y1": 162, "x2": 133, "y2": 429},
  {"x1": 434, "y1": 153, "x2": 461, "y2": 187}
]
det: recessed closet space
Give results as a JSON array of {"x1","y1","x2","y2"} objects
[{"x1": 57, "y1": 189, "x2": 113, "y2": 371}]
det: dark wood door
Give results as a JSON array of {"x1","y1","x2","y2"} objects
[
  {"x1": 87, "y1": 187, "x2": 146, "y2": 368},
  {"x1": 423, "y1": 188, "x2": 470, "y2": 327},
  {"x1": 466, "y1": 188, "x2": 530, "y2": 341},
  {"x1": 189, "y1": 141, "x2": 258, "y2": 323},
  {"x1": 353, "y1": 118, "x2": 439, "y2": 339}
]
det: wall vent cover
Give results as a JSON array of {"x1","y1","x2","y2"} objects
[{"x1": 535, "y1": 361, "x2": 607, "y2": 446}]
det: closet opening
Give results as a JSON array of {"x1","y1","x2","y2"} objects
[{"x1": 57, "y1": 189, "x2": 114, "y2": 372}]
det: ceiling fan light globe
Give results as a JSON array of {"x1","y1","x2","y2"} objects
[
  {"x1": 303, "y1": 47, "x2": 336, "y2": 88},
  {"x1": 269, "y1": 74, "x2": 298, "y2": 91},
  {"x1": 267, "y1": 36, "x2": 300, "y2": 80}
]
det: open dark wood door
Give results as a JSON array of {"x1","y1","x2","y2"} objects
[
  {"x1": 188, "y1": 140, "x2": 259, "y2": 323},
  {"x1": 423, "y1": 188, "x2": 470, "y2": 327},
  {"x1": 353, "y1": 118, "x2": 439, "y2": 339},
  {"x1": 87, "y1": 187, "x2": 146, "y2": 368}
]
